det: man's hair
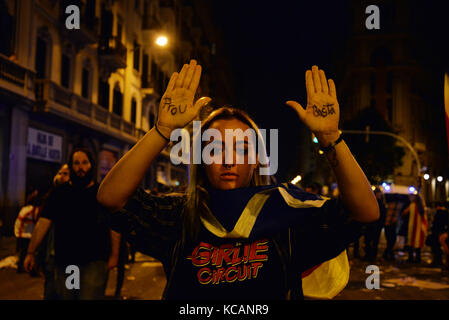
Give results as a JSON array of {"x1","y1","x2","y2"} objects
[{"x1": 68, "y1": 147, "x2": 96, "y2": 172}]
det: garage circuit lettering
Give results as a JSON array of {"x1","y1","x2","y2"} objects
[{"x1": 187, "y1": 239, "x2": 269, "y2": 285}]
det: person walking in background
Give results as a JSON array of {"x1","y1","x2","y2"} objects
[
  {"x1": 440, "y1": 231, "x2": 449, "y2": 270},
  {"x1": 427, "y1": 203, "x2": 448, "y2": 267},
  {"x1": 363, "y1": 188, "x2": 386, "y2": 263},
  {"x1": 382, "y1": 195, "x2": 404, "y2": 261},
  {"x1": 14, "y1": 188, "x2": 41, "y2": 275},
  {"x1": 39, "y1": 163, "x2": 70, "y2": 299},
  {"x1": 24, "y1": 148, "x2": 119, "y2": 300},
  {"x1": 402, "y1": 194, "x2": 428, "y2": 264},
  {"x1": 52, "y1": 164, "x2": 70, "y2": 187}
]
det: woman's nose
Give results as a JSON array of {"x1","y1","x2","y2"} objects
[
  {"x1": 223, "y1": 163, "x2": 234, "y2": 169},
  {"x1": 222, "y1": 145, "x2": 236, "y2": 166}
]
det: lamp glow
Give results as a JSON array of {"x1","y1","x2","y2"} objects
[
  {"x1": 437, "y1": 176, "x2": 443, "y2": 182},
  {"x1": 291, "y1": 175, "x2": 302, "y2": 184},
  {"x1": 409, "y1": 186, "x2": 416, "y2": 193},
  {"x1": 156, "y1": 36, "x2": 168, "y2": 47},
  {"x1": 423, "y1": 173, "x2": 430, "y2": 180}
]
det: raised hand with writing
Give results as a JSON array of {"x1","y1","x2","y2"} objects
[
  {"x1": 286, "y1": 65, "x2": 340, "y2": 146},
  {"x1": 157, "y1": 59, "x2": 211, "y2": 138}
]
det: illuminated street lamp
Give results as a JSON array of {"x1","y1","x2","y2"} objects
[
  {"x1": 423, "y1": 173, "x2": 430, "y2": 181},
  {"x1": 291, "y1": 175, "x2": 302, "y2": 184},
  {"x1": 156, "y1": 35, "x2": 168, "y2": 47},
  {"x1": 437, "y1": 176, "x2": 444, "y2": 182}
]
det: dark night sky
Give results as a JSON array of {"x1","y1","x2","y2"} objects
[
  {"x1": 210, "y1": 1, "x2": 351, "y2": 181},
  {"x1": 210, "y1": 1, "x2": 449, "y2": 182}
]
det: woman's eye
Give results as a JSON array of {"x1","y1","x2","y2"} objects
[
  {"x1": 210, "y1": 148, "x2": 222, "y2": 157},
  {"x1": 236, "y1": 147, "x2": 248, "y2": 155}
]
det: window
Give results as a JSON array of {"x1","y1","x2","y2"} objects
[
  {"x1": 386, "y1": 71, "x2": 393, "y2": 94},
  {"x1": 86, "y1": 0, "x2": 96, "y2": 29},
  {"x1": 61, "y1": 53, "x2": 71, "y2": 88},
  {"x1": 98, "y1": 78, "x2": 109, "y2": 109},
  {"x1": 35, "y1": 37, "x2": 48, "y2": 79},
  {"x1": 117, "y1": 20, "x2": 123, "y2": 43},
  {"x1": 0, "y1": 0, "x2": 16, "y2": 56},
  {"x1": 131, "y1": 98, "x2": 137, "y2": 124},
  {"x1": 100, "y1": 4, "x2": 113, "y2": 37},
  {"x1": 82, "y1": 68, "x2": 90, "y2": 98},
  {"x1": 112, "y1": 84, "x2": 123, "y2": 116},
  {"x1": 81, "y1": 59, "x2": 92, "y2": 99},
  {"x1": 142, "y1": 53, "x2": 149, "y2": 87},
  {"x1": 133, "y1": 40, "x2": 140, "y2": 71},
  {"x1": 387, "y1": 99, "x2": 393, "y2": 122}
]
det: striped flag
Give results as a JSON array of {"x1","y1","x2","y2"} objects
[
  {"x1": 301, "y1": 250, "x2": 349, "y2": 299},
  {"x1": 407, "y1": 203, "x2": 428, "y2": 249}
]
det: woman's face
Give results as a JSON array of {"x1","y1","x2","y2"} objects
[{"x1": 203, "y1": 118, "x2": 258, "y2": 190}]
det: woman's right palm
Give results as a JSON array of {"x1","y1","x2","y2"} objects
[{"x1": 158, "y1": 60, "x2": 211, "y2": 130}]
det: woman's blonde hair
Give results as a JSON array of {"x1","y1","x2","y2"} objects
[{"x1": 182, "y1": 107, "x2": 272, "y2": 241}]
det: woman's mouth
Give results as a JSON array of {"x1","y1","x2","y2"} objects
[{"x1": 220, "y1": 173, "x2": 239, "y2": 180}]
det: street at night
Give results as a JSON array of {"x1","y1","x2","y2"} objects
[
  {"x1": 1, "y1": 0, "x2": 449, "y2": 312},
  {"x1": 1, "y1": 234, "x2": 449, "y2": 300}
]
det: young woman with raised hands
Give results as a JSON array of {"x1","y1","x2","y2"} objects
[{"x1": 98, "y1": 60, "x2": 379, "y2": 300}]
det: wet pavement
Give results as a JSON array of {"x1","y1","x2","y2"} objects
[
  {"x1": 1, "y1": 236, "x2": 448, "y2": 300},
  {"x1": 335, "y1": 254, "x2": 449, "y2": 300}
]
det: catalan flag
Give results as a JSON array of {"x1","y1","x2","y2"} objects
[{"x1": 406, "y1": 202, "x2": 428, "y2": 249}]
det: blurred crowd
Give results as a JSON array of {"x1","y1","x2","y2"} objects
[
  {"x1": 305, "y1": 181, "x2": 449, "y2": 269},
  {"x1": 5, "y1": 156, "x2": 449, "y2": 300}
]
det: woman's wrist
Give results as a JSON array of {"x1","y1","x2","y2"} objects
[
  {"x1": 155, "y1": 122, "x2": 174, "y2": 141},
  {"x1": 315, "y1": 130, "x2": 341, "y2": 147}
]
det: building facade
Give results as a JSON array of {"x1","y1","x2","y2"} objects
[
  {"x1": 0, "y1": 0, "x2": 234, "y2": 234},
  {"x1": 337, "y1": 0, "x2": 449, "y2": 203}
]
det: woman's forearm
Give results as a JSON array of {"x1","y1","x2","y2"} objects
[
  {"x1": 98, "y1": 60, "x2": 207, "y2": 212},
  {"x1": 98, "y1": 127, "x2": 169, "y2": 211},
  {"x1": 322, "y1": 135, "x2": 379, "y2": 223}
]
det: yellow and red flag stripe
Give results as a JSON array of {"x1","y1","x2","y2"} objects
[{"x1": 407, "y1": 203, "x2": 428, "y2": 249}]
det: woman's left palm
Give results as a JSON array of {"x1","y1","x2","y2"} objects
[{"x1": 286, "y1": 66, "x2": 340, "y2": 135}]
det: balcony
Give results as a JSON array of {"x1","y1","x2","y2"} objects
[
  {"x1": 35, "y1": 79, "x2": 140, "y2": 143},
  {"x1": 0, "y1": 54, "x2": 35, "y2": 101},
  {"x1": 98, "y1": 36, "x2": 127, "y2": 75},
  {"x1": 59, "y1": 0, "x2": 99, "y2": 48}
]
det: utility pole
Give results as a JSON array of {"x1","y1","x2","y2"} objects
[{"x1": 342, "y1": 129, "x2": 425, "y2": 201}]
